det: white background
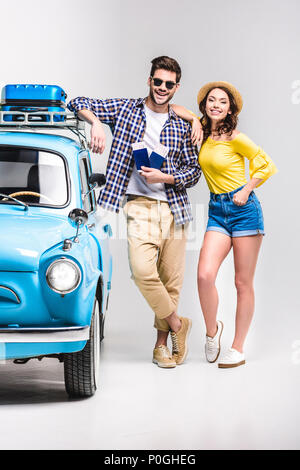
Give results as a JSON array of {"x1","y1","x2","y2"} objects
[{"x1": 0, "y1": 0, "x2": 299, "y2": 450}]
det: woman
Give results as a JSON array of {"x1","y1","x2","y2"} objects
[{"x1": 174, "y1": 81, "x2": 278, "y2": 368}]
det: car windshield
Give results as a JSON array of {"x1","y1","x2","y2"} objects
[{"x1": 0, "y1": 146, "x2": 68, "y2": 207}]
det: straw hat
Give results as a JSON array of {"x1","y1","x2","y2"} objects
[{"x1": 197, "y1": 81, "x2": 243, "y2": 114}]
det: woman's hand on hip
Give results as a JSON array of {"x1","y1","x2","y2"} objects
[{"x1": 233, "y1": 188, "x2": 251, "y2": 206}]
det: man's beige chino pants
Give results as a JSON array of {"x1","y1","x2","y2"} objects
[{"x1": 123, "y1": 197, "x2": 187, "y2": 331}]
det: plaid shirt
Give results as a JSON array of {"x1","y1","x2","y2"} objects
[{"x1": 67, "y1": 97, "x2": 201, "y2": 225}]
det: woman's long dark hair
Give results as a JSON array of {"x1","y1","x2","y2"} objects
[{"x1": 199, "y1": 87, "x2": 239, "y2": 142}]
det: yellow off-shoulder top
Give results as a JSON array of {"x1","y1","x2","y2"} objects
[{"x1": 198, "y1": 132, "x2": 278, "y2": 194}]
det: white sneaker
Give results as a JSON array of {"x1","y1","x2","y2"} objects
[
  {"x1": 205, "y1": 320, "x2": 223, "y2": 363},
  {"x1": 218, "y1": 348, "x2": 246, "y2": 369}
]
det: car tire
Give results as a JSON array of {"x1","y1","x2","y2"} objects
[
  {"x1": 63, "y1": 297, "x2": 101, "y2": 398},
  {"x1": 100, "y1": 312, "x2": 105, "y2": 342}
]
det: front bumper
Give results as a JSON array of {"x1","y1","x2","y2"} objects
[{"x1": 0, "y1": 325, "x2": 89, "y2": 343}]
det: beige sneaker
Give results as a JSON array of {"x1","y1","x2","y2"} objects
[
  {"x1": 153, "y1": 345, "x2": 177, "y2": 368},
  {"x1": 170, "y1": 317, "x2": 192, "y2": 365}
]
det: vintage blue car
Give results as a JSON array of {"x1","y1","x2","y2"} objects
[{"x1": 0, "y1": 90, "x2": 112, "y2": 398}]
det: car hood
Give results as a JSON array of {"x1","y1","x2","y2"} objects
[{"x1": 0, "y1": 212, "x2": 75, "y2": 271}]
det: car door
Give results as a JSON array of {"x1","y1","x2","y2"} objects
[{"x1": 78, "y1": 151, "x2": 112, "y2": 311}]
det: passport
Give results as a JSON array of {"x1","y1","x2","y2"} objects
[
  {"x1": 131, "y1": 142, "x2": 150, "y2": 170},
  {"x1": 149, "y1": 143, "x2": 168, "y2": 169}
]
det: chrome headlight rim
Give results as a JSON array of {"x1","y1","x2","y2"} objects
[{"x1": 46, "y1": 258, "x2": 82, "y2": 294}]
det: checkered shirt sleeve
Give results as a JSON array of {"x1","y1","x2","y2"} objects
[
  {"x1": 67, "y1": 97, "x2": 129, "y2": 126},
  {"x1": 172, "y1": 130, "x2": 201, "y2": 191}
]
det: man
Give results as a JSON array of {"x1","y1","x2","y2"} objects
[{"x1": 68, "y1": 56, "x2": 201, "y2": 368}]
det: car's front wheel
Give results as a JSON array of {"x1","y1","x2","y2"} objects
[{"x1": 63, "y1": 298, "x2": 100, "y2": 398}]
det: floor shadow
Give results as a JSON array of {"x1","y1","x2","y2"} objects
[{"x1": 0, "y1": 359, "x2": 73, "y2": 405}]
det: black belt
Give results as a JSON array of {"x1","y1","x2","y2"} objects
[{"x1": 127, "y1": 195, "x2": 139, "y2": 201}]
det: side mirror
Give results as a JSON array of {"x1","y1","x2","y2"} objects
[
  {"x1": 68, "y1": 208, "x2": 88, "y2": 226},
  {"x1": 88, "y1": 173, "x2": 106, "y2": 188},
  {"x1": 68, "y1": 209, "x2": 88, "y2": 242},
  {"x1": 82, "y1": 173, "x2": 106, "y2": 201}
]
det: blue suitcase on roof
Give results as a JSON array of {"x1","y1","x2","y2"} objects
[
  {"x1": 3, "y1": 84, "x2": 67, "y2": 103},
  {"x1": 1, "y1": 84, "x2": 67, "y2": 122}
]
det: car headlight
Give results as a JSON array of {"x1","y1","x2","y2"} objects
[{"x1": 46, "y1": 258, "x2": 81, "y2": 294}]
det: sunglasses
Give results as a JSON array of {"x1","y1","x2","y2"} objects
[{"x1": 151, "y1": 77, "x2": 177, "y2": 90}]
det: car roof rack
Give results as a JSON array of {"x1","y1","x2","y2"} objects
[{"x1": 0, "y1": 110, "x2": 88, "y2": 149}]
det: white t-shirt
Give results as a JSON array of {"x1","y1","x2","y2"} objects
[{"x1": 126, "y1": 104, "x2": 168, "y2": 201}]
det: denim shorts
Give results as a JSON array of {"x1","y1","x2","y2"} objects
[{"x1": 206, "y1": 186, "x2": 265, "y2": 237}]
